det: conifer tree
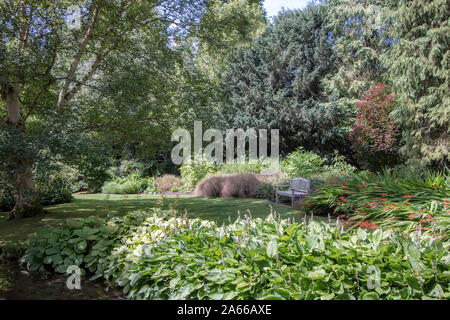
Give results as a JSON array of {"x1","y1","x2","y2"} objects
[{"x1": 382, "y1": 0, "x2": 449, "y2": 168}]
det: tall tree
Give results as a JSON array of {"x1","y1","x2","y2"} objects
[
  {"x1": 382, "y1": 0, "x2": 449, "y2": 168},
  {"x1": 0, "y1": 0, "x2": 206, "y2": 218},
  {"x1": 324, "y1": 0, "x2": 397, "y2": 122},
  {"x1": 223, "y1": 4, "x2": 348, "y2": 155}
]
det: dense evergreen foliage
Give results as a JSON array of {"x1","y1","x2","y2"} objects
[
  {"x1": 223, "y1": 5, "x2": 351, "y2": 155},
  {"x1": 382, "y1": 0, "x2": 449, "y2": 168}
]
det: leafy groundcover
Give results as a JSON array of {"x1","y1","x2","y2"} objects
[{"x1": 21, "y1": 209, "x2": 449, "y2": 300}]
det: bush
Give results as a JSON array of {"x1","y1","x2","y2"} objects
[
  {"x1": 0, "y1": 166, "x2": 75, "y2": 211},
  {"x1": 109, "y1": 159, "x2": 149, "y2": 178},
  {"x1": 349, "y1": 83, "x2": 401, "y2": 170},
  {"x1": 179, "y1": 161, "x2": 217, "y2": 189},
  {"x1": 281, "y1": 147, "x2": 326, "y2": 178},
  {"x1": 102, "y1": 174, "x2": 155, "y2": 194},
  {"x1": 0, "y1": 172, "x2": 15, "y2": 211},
  {"x1": 155, "y1": 174, "x2": 182, "y2": 193},
  {"x1": 254, "y1": 182, "x2": 276, "y2": 201},
  {"x1": 36, "y1": 173, "x2": 74, "y2": 206},
  {"x1": 254, "y1": 173, "x2": 290, "y2": 201},
  {"x1": 22, "y1": 209, "x2": 450, "y2": 300}
]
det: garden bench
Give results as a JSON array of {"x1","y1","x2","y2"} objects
[{"x1": 276, "y1": 177, "x2": 310, "y2": 208}]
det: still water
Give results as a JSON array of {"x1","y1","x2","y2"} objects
[{"x1": 0, "y1": 261, "x2": 125, "y2": 300}]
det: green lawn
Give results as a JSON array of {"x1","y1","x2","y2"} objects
[{"x1": 0, "y1": 194, "x2": 305, "y2": 246}]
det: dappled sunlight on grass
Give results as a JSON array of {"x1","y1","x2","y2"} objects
[{"x1": 0, "y1": 194, "x2": 307, "y2": 246}]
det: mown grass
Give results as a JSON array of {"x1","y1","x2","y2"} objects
[{"x1": 0, "y1": 194, "x2": 305, "y2": 246}]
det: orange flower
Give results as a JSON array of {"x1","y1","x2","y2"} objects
[
  {"x1": 357, "y1": 221, "x2": 369, "y2": 228},
  {"x1": 402, "y1": 195, "x2": 415, "y2": 199},
  {"x1": 408, "y1": 213, "x2": 415, "y2": 219},
  {"x1": 367, "y1": 222, "x2": 377, "y2": 229},
  {"x1": 381, "y1": 193, "x2": 388, "y2": 196}
]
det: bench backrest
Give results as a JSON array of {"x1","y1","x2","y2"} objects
[{"x1": 290, "y1": 177, "x2": 310, "y2": 192}]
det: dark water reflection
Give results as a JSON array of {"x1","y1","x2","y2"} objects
[{"x1": 0, "y1": 262, "x2": 125, "y2": 300}]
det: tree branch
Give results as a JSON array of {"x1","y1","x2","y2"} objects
[{"x1": 56, "y1": 2, "x2": 100, "y2": 109}]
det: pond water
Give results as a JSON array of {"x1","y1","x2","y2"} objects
[{"x1": 0, "y1": 261, "x2": 125, "y2": 300}]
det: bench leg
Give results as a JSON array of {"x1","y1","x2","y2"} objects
[
  {"x1": 291, "y1": 196, "x2": 294, "y2": 208},
  {"x1": 276, "y1": 193, "x2": 279, "y2": 204}
]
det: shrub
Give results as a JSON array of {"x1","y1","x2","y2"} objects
[
  {"x1": 110, "y1": 159, "x2": 149, "y2": 178},
  {"x1": 254, "y1": 182, "x2": 276, "y2": 201},
  {"x1": 155, "y1": 174, "x2": 182, "y2": 193},
  {"x1": 194, "y1": 173, "x2": 262, "y2": 198},
  {"x1": 254, "y1": 173, "x2": 289, "y2": 201},
  {"x1": 22, "y1": 209, "x2": 450, "y2": 300},
  {"x1": 36, "y1": 173, "x2": 74, "y2": 206},
  {"x1": 0, "y1": 178, "x2": 15, "y2": 211},
  {"x1": 281, "y1": 147, "x2": 326, "y2": 177},
  {"x1": 179, "y1": 161, "x2": 217, "y2": 189},
  {"x1": 349, "y1": 83, "x2": 401, "y2": 170},
  {"x1": 0, "y1": 166, "x2": 75, "y2": 211},
  {"x1": 323, "y1": 151, "x2": 357, "y2": 173},
  {"x1": 102, "y1": 174, "x2": 155, "y2": 194}
]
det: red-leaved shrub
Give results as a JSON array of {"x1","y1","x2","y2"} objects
[{"x1": 349, "y1": 83, "x2": 401, "y2": 169}]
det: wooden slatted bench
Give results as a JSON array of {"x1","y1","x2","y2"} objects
[{"x1": 275, "y1": 177, "x2": 310, "y2": 208}]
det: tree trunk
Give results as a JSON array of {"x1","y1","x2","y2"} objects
[{"x1": 5, "y1": 84, "x2": 43, "y2": 219}]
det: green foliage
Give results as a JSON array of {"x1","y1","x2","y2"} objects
[
  {"x1": 0, "y1": 166, "x2": 75, "y2": 211},
  {"x1": 325, "y1": 0, "x2": 396, "y2": 120},
  {"x1": 381, "y1": 0, "x2": 449, "y2": 168},
  {"x1": 197, "y1": 0, "x2": 267, "y2": 77},
  {"x1": 35, "y1": 173, "x2": 74, "y2": 207},
  {"x1": 300, "y1": 169, "x2": 450, "y2": 234},
  {"x1": 281, "y1": 147, "x2": 327, "y2": 177},
  {"x1": 109, "y1": 160, "x2": 149, "y2": 178},
  {"x1": 22, "y1": 209, "x2": 450, "y2": 300},
  {"x1": 179, "y1": 162, "x2": 218, "y2": 189},
  {"x1": 224, "y1": 6, "x2": 348, "y2": 152},
  {"x1": 0, "y1": 178, "x2": 15, "y2": 211},
  {"x1": 20, "y1": 212, "x2": 154, "y2": 274},
  {"x1": 102, "y1": 174, "x2": 156, "y2": 195},
  {"x1": 254, "y1": 182, "x2": 277, "y2": 201},
  {"x1": 223, "y1": 5, "x2": 351, "y2": 155}
]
